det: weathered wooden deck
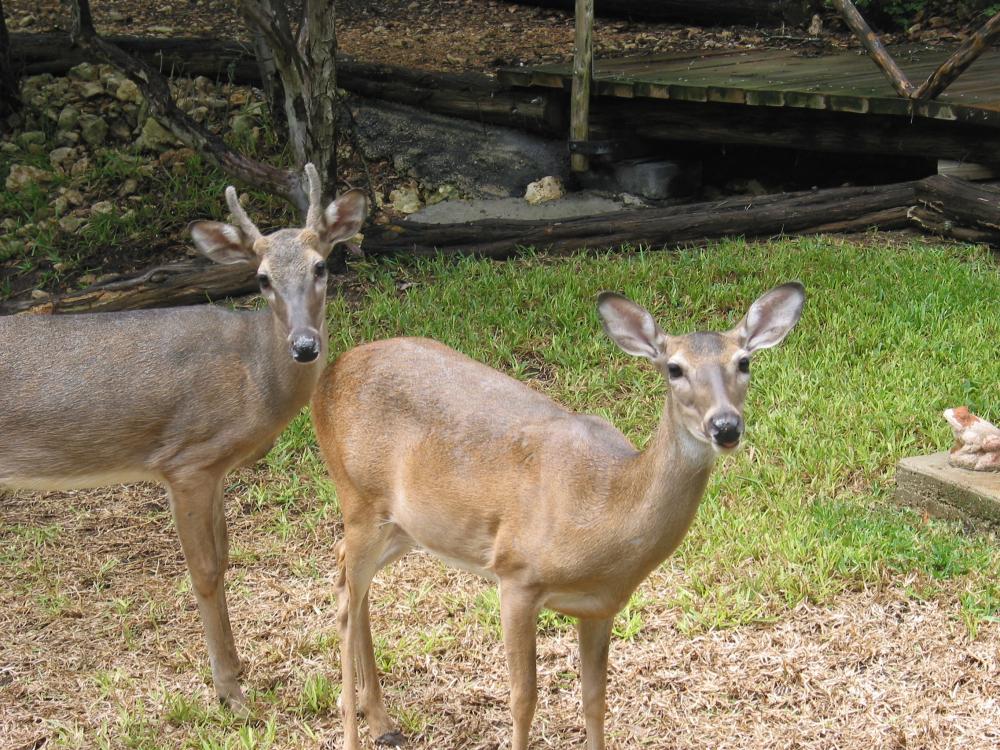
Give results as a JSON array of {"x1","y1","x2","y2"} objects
[{"x1": 499, "y1": 46, "x2": 1000, "y2": 128}]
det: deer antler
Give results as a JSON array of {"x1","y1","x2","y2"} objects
[
  {"x1": 224, "y1": 186, "x2": 263, "y2": 243},
  {"x1": 304, "y1": 163, "x2": 324, "y2": 230}
]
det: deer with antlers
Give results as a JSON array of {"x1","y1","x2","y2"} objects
[{"x1": 0, "y1": 165, "x2": 366, "y2": 714}]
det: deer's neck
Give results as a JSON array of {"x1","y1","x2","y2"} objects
[
  {"x1": 618, "y1": 397, "x2": 716, "y2": 566},
  {"x1": 251, "y1": 310, "x2": 326, "y2": 414}
]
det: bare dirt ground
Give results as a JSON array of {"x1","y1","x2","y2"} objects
[
  {"x1": 6, "y1": 0, "x2": 948, "y2": 76},
  {"x1": 2, "y1": 480, "x2": 998, "y2": 749}
]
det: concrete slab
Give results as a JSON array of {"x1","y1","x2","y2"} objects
[
  {"x1": 895, "y1": 452, "x2": 1000, "y2": 528},
  {"x1": 406, "y1": 193, "x2": 634, "y2": 225}
]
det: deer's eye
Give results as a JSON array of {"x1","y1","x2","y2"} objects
[
  {"x1": 666, "y1": 363, "x2": 684, "y2": 379},
  {"x1": 257, "y1": 273, "x2": 271, "y2": 290},
  {"x1": 314, "y1": 260, "x2": 327, "y2": 278},
  {"x1": 738, "y1": 357, "x2": 750, "y2": 374}
]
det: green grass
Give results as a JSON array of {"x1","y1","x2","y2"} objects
[
  {"x1": 8, "y1": 233, "x2": 1000, "y2": 750},
  {"x1": 307, "y1": 236, "x2": 1000, "y2": 633}
]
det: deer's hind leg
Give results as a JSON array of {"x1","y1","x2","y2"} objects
[{"x1": 335, "y1": 499, "x2": 411, "y2": 748}]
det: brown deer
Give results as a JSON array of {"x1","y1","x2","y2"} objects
[
  {"x1": 311, "y1": 282, "x2": 805, "y2": 749},
  {"x1": 0, "y1": 164, "x2": 366, "y2": 715}
]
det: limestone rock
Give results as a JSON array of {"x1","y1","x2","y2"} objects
[
  {"x1": 115, "y1": 79, "x2": 143, "y2": 105},
  {"x1": 69, "y1": 62, "x2": 99, "y2": 81},
  {"x1": 57, "y1": 105, "x2": 81, "y2": 131},
  {"x1": 80, "y1": 115, "x2": 109, "y2": 147},
  {"x1": 136, "y1": 117, "x2": 178, "y2": 151},
  {"x1": 80, "y1": 82, "x2": 106, "y2": 100},
  {"x1": 48, "y1": 146, "x2": 75, "y2": 170},
  {"x1": 525, "y1": 176, "x2": 565, "y2": 205},
  {"x1": 55, "y1": 130, "x2": 80, "y2": 146},
  {"x1": 5, "y1": 164, "x2": 52, "y2": 191},
  {"x1": 17, "y1": 130, "x2": 46, "y2": 147},
  {"x1": 389, "y1": 183, "x2": 423, "y2": 214},
  {"x1": 58, "y1": 214, "x2": 86, "y2": 233},
  {"x1": 944, "y1": 407, "x2": 1000, "y2": 472}
]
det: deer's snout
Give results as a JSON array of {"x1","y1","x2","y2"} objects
[
  {"x1": 291, "y1": 334, "x2": 321, "y2": 363},
  {"x1": 707, "y1": 412, "x2": 743, "y2": 449}
]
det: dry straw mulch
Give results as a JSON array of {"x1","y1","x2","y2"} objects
[{"x1": 1, "y1": 480, "x2": 998, "y2": 749}]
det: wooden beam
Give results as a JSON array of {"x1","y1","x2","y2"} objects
[
  {"x1": 914, "y1": 11, "x2": 1000, "y2": 100},
  {"x1": 830, "y1": 0, "x2": 915, "y2": 98},
  {"x1": 569, "y1": 0, "x2": 593, "y2": 172},
  {"x1": 598, "y1": 98, "x2": 1000, "y2": 165}
]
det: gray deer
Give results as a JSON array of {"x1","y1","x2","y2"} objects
[{"x1": 0, "y1": 164, "x2": 366, "y2": 714}]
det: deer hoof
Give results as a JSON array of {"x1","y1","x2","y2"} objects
[{"x1": 375, "y1": 730, "x2": 406, "y2": 746}]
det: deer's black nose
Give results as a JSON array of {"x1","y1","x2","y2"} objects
[
  {"x1": 291, "y1": 336, "x2": 320, "y2": 363},
  {"x1": 709, "y1": 413, "x2": 743, "y2": 448}
]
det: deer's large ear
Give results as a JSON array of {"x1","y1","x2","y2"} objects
[
  {"x1": 316, "y1": 189, "x2": 367, "y2": 253},
  {"x1": 189, "y1": 221, "x2": 259, "y2": 266},
  {"x1": 733, "y1": 282, "x2": 805, "y2": 353},
  {"x1": 597, "y1": 292, "x2": 666, "y2": 361}
]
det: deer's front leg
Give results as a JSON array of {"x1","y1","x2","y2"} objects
[
  {"x1": 500, "y1": 581, "x2": 541, "y2": 750},
  {"x1": 168, "y1": 474, "x2": 247, "y2": 716},
  {"x1": 578, "y1": 616, "x2": 613, "y2": 750}
]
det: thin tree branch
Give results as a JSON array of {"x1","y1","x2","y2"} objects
[
  {"x1": 66, "y1": 0, "x2": 307, "y2": 213},
  {"x1": 913, "y1": 11, "x2": 1000, "y2": 100},
  {"x1": 830, "y1": 0, "x2": 915, "y2": 98}
]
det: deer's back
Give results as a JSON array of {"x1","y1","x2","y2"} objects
[{"x1": 313, "y1": 338, "x2": 638, "y2": 574}]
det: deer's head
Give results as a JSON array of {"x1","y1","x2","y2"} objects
[{"x1": 190, "y1": 164, "x2": 367, "y2": 363}]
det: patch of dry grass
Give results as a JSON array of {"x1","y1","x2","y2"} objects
[{"x1": 2, "y1": 483, "x2": 998, "y2": 749}]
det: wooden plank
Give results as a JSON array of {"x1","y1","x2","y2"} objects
[{"x1": 502, "y1": 46, "x2": 1000, "y2": 127}]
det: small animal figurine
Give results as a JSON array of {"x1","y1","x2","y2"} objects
[{"x1": 944, "y1": 406, "x2": 1000, "y2": 472}]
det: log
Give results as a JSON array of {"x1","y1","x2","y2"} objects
[
  {"x1": 0, "y1": 0, "x2": 20, "y2": 119},
  {"x1": 910, "y1": 174, "x2": 1000, "y2": 242},
  {"x1": 8, "y1": 32, "x2": 566, "y2": 135},
  {"x1": 9, "y1": 31, "x2": 260, "y2": 81},
  {"x1": 362, "y1": 180, "x2": 919, "y2": 258},
  {"x1": 16, "y1": 176, "x2": 1000, "y2": 315},
  {"x1": 502, "y1": 0, "x2": 817, "y2": 25},
  {"x1": 0, "y1": 262, "x2": 258, "y2": 315},
  {"x1": 4, "y1": 180, "x2": 922, "y2": 315}
]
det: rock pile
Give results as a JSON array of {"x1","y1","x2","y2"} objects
[{"x1": 1, "y1": 64, "x2": 267, "y2": 263}]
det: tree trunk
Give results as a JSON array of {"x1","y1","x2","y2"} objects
[
  {"x1": 0, "y1": 0, "x2": 21, "y2": 121},
  {"x1": 237, "y1": 0, "x2": 339, "y2": 202},
  {"x1": 251, "y1": 28, "x2": 288, "y2": 140}
]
